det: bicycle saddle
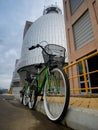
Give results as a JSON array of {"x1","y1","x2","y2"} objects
[{"x1": 34, "y1": 63, "x2": 43, "y2": 69}]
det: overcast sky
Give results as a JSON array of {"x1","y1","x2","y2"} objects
[{"x1": 0, "y1": 0, "x2": 63, "y2": 89}]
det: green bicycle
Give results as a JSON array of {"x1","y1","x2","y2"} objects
[
  {"x1": 27, "y1": 43, "x2": 70, "y2": 122},
  {"x1": 20, "y1": 71, "x2": 34, "y2": 106}
]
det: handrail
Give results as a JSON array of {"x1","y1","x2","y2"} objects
[
  {"x1": 64, "y1": 51, "x2": 98, "y2": 69},
  {"x1": 63, "y1": 51, "x2": 98, "y2": 95}
]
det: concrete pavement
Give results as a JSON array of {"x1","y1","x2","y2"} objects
[
  {"x1": 0, "y1": 94, "x2": 71, "y2": 130},
  {"x1": 1, "y1": 93, "x2": 98, "y2": 130}
]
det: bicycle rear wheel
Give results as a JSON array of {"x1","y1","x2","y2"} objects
[
  {"x1": 20, "y1": 93, "x2": 23, "y2": 104},
  {"x1": 19, "y1": 90, "x2": 24, "y2": 104},
  {"x1": 28, "y1": 86, "x2": 37, "y2": 109},
  {"x1": 28, "y1": 78, "x2": 38, "y2": 109},
  {"x1": 44, "y1": 67, "x2": 70, "y2": 122},
  {"x1": 23, "y1": 94, "x2": 28, "y2": 106}
]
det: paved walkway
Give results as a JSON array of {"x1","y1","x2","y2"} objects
[
  {"x1": 2, "y1": 93, "x2": 98, "y2": 130},
  {"x1": 0, "y1": 95, "x2": 70, "y2": 130}
]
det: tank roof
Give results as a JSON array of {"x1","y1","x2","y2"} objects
[{"x1": 43, "y1": 5, "x2": 62, "y2": 15}]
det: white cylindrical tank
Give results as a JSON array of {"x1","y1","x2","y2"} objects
[{"x1": 17, "y1": 5, "x2": 67, "y2": 71}]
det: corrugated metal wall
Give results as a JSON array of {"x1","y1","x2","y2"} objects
[
  {"x1": 69, "y1": 0, "x2": 83, "y2": 14},
  {"x1": 73, "y1": 10, "x2": 94, "y2": 50}
]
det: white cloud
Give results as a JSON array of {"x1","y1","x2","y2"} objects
[
  {"x1": 0, "y1": 74, "x2": 12, "y2": 89},
  {"x1": 0, "y1": 0, "x2": 63, "y2": 89},
  {"x1": 5, "y1": 49, "x2": 17, "y2": 58}
]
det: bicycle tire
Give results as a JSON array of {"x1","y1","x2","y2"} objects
[
  {"x1": 44, "y1": 67, "x2": 70, "y2": 122},
  {"x1": 20, "y1": 93, "x2": 23, "y2": 104},
  {"x1": 23, "y1": 94, "x2": 28, "y2": 106},
  {"x1": 28, "y1": 84, "x2": 38, "y2": 109}
]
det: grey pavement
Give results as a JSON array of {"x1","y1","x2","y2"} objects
[
  {"x1": 0, "y1": 94, "x2": 71, "y2": 130},
  {"x1": 1, "y1": 93, "x2": 98, "y2": 130}
]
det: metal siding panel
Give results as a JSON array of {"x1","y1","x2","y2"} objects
[
  {"x1": 73, "y1": 11, "x2": 94, "y2": 49},
  {"x1": 16, "y1": 13, "x2": 67, "y2": 70}
]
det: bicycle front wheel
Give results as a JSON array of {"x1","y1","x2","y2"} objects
[{"x1": 44, "y1": 67, "x2": 70, "y2": 122}]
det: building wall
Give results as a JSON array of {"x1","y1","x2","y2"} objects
[
  {"x1": 63, "y1": 0, "x2": 98, "y2": 94},
  {"x1": 63, "y1": 0, "x2": 98, "y2": 62},
  {"x1": 17, "y1": 13, "x2": 67, "y2": 71},
  {"x1": 16, "y1": 5, "x2": 68, "y2": 87},
  {"x1": 23, "y1": 21, "x2": 33, "y2": 39},
  {"x1": 11, "y1": 59, "x2": 20, "y2": 88}
]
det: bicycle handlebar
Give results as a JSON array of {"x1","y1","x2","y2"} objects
[
  {"x1": 29, "y1": 46, "x2": 36, "y2": 50},
  {"x1": 29, "y1": 44, "x2": 49, "y2": 55},
  {"x1": 28, "y1": 44, "x2": 39, "y2": 50}
]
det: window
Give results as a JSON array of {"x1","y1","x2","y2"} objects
[
  {"x1": 69, "y1": 0, "x2": 84, "y2": 14},
  {"x1": 73, "y1": 10, "x2": 94, "y2": 50},
  {"x1": 78, "y1": 60, "x2": 91, "y2": 93}
]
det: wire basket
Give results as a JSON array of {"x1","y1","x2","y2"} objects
[{"x1": 42, "y1": 44, "x2": 66, "y2": 64}]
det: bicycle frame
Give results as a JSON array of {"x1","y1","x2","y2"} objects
[
  {"x1": 37, "y1": 65, "x2": 50, "y2": 95},
  {"x1": 36, "y1": 65, "x2": 60, "y2": 95},
  {"x1": 22, "y1": 43, "x2": 70, "y2": 122}
]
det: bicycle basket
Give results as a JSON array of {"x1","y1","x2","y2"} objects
[{"x1": 42, "y1": 44, "x2": 66, "y2": 64}]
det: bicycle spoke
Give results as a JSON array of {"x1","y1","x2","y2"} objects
[{"x1": 44, "y1": 68, "x2": 70, "y2": 122}]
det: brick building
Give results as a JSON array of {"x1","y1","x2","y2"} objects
[{"x1": 63, "y1": 0, "x2": 98, "y2": 94}]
